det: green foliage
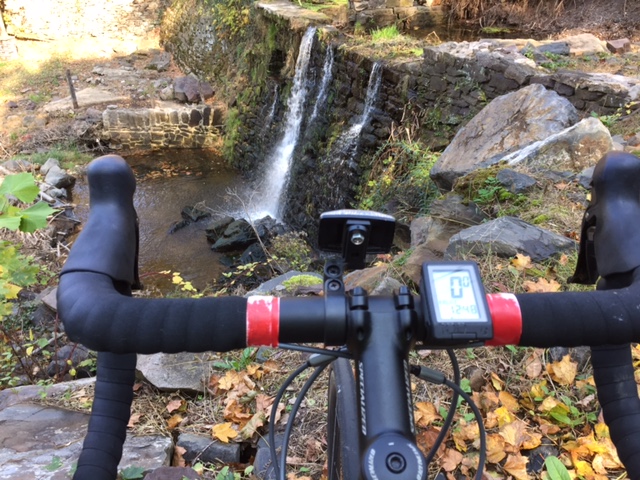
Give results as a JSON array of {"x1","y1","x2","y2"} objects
[
  {"x1": 0, "y1": 173, "x2": 57, "y2": 232},
  {"x1": 269, "y1": 231, "x2": 313, "y2": 272},
  {"x1": 223, "y1": 107, "x2": 242, "y2": 161},
  {"x1": 214, "y1": 347, "x2": 256, "y2": 371},
  {"x1": 209, "y1": 0, "x2": 252, "y2": 41},
  {"x1": 0, "y1": 173, "x2": 56, "y2": 321},
  {"x1": 358, "y1": 138, "x2": 440, "y2": 220},
  {"x1": 119, "y1": 465, "x2": 145, "y2": 480},
  {"x1": 544, "y1": 456, "x2": 572, "y2": 480},
  {"x1": 372, "y1": 25, "x2": 400, "y2": 42}
]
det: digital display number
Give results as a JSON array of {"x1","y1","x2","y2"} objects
[{"x1": 432, "y1": 270, "x2": 482, "y2": 322}]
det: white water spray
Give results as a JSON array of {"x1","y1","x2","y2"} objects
[
  {"x1": 308, "y1": 46, "x2": 334, "y2": 125},
  {"x1": 258, "y1": 27, "x2": 316, "y2": 218},
  {"x1": 333, "y1": 62, "x2": 383, "y2": 163}
]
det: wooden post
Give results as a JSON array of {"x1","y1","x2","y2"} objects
[{"x1": 66, "y1": 69, "x2": 79, "y2": 109}]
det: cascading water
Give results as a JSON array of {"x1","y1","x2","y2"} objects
[
  {"x1": 333, "y1": 62, "x2": 383, "y2": 163},
  {"x1": 308, "y1": 46, "x2": 334, "y2": 125},
  {"x1": 258, "y1": 27, "x2": 316, "y2": 218}
]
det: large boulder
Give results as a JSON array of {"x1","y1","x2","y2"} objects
[
  {"x1": 430, "y1": 84, "x2": 579, "y2": 191},
  {"x1": 501, "y1": 117, "x2": 613, "y2": 172},
  {"x1": 446, "y1": 216, "x2": 576, "y2": 261}
]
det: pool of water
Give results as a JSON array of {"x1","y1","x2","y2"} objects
[{"x1": 72, "y1": 150, "x2": 252, "y2": 292}]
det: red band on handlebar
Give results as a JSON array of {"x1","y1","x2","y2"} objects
[
  {"x1": 246, "y1": 296, "x2": 280, "y2": 347},
  {"x1": 485, "y1": 293, "x2": 522, "y2": 346}
]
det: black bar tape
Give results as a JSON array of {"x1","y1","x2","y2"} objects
[
  {"x1": 592, "y1": 345, "x2": 640, "y2": 478},
  {"x1": 515, "y1": 283, "x2": 640, "y2": 347},
  {"x1": 74, "y1": 352, "x2": 136, "y2": 480},
  {"x1": 58, "y1": 273, "x2": 248, "y2": 354}
]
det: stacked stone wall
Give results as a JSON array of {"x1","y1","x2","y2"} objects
[{"x1": 101, "y1": 105, "x2": 223, "y2": 150}]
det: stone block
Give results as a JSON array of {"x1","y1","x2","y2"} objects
[
  {"x1": 606, "y1": 38, "x2": 631, "y2": 54},
  {"x1": 554, "y1": 82, "x2": 575, "y2": 96}
]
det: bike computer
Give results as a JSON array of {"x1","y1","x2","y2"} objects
[{"x1": 420, "y1": 261, "x2": 492, "y2": 343}]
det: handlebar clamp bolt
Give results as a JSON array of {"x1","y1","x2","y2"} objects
[
  {"x1": 328, "y1": 280, "x2": 342, "y2": 291},
  {"x1": 350, "y1": 231, "x2": 366, "y2": 245}
]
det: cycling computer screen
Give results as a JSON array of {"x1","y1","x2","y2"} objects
[{"x1": 421, "y1": 262, "x2": 492, "y2": 342}]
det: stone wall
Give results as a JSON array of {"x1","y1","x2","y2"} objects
[
  {"x1": 2, "y1": 0, "x2": 166, "y2": 41},
  {"x1": 101, "y1": 105, "x2": 223, "y2": 150}
]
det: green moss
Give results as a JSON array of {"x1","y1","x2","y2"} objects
[{"x1": 282, "y1": 275, "x2": 322, "y2": 291}]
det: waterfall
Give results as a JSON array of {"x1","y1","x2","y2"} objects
[
  {"x1": 308, "y1": 46, "x2": 334, "y2": 125},
  {"x1": 259, "y1": 27, "x2": 316, "y2": 218},
  {"x1": 265, "y1": 85, "x2": 279, "y2": 128},
  {"x1": 334, "y1": 62, "x2": 383, "y2": 163}
]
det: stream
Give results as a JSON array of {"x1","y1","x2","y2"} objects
[{"x1": 72, "y1": 150, "x2": 251, "y2": 293}]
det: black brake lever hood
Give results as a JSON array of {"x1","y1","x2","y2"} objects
[{"x1": 570, "y1": 151, "x2": 640, "y2": 285}]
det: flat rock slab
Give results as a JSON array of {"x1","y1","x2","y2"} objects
[
  {"x1": 44, "y1": 88, "x2": 128, "y2": 113},
  {"x1": 0, "y1": 402, "x2": 172, "y2": 479},
  {"x1": 137, "y1": 352, "x2": 221, "y2": 392},
  {"x1": 256, "y1": 0, "x2": 330, "y2": 30}
]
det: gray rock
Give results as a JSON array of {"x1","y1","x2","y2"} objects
[
  {"x1": 211, "y1": 219, "x2": 257, "y2": 252},
  {"x1": 564, "y1": 33, "x2": 608, "y2": 56},
  {"x1": 496, "y1": 169, "x2": 537, "y2": 193},
  {"x1": 136, "y1": 351, "x2": 221, "y2": 392},
  {"x1": 40, "y1": 158, "x2": 60, "y2": 175},
  {"x1": 536, "y1": 41, "x2": 570, "y2": 56},
  {"x1": 159, "y1": 85, "x2": 174, "y2": 101},
  {"x1": 0, "y1": 403, "x2": 172, "y2": 479},
  {"x1": 254, "y1": 434, "x2": 284, "y2": 480},
  {"x1": 205, "y1": 216, "x2": 235, "y2": 243},
  {"x1": 501, "y1": 117, "x2": 613, "y2": 172},
  {"x1": 446, "y1": 216, "x2": 576, "y2": 261},
  {"x1": 174, "y1": 76, "x2": 214, "y2": 103},
  {"x1": 44, "y1": 165, "x2": 76, "y2": 189},
  {"x1": 410, "y1": 216, "x2": 431, "y2": 247},
  {"x1": 176, "y1": 432, "x2": 240, "y2": 464},
  {"x1": 45, "y1": 187, "x2": 68, "y2": 199},
  {"x1": 146, "y1": 52, "x2": 172, "y2": 72},
  {"x1": 430, "y1": 84, "x2": 578, "y2": 190},
  {"x1": 577, "y1": 166, "x2": 595, "y2": 189},
  {"x1": 1, "y1": 159, "x2": 33, "y2": 172}
]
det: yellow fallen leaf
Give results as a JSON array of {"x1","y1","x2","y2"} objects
[
  {"x1": 547, "y1": 354, "x2": 578, "y2": 385},
  {"x1": 499, "y1": 391, "x2": 520, "y2": 412},
  {"x1": 4, "y1": 283, "x2": 21, "y2": 299},
  {"x1": 167, "y1": 413, "x2": 183, "y2": 430},
  {"x1": 523, "y1": 278, "x2": 561, "y2": 293},
  {"x1": 212, "y1": 422, "x2": 238, "y2": 443},
  {"x1": 486, "y1": 434, "x2": 507, "y2": 464},
  {"x1": 511, "y1": 254, "x2": 532, "y2": 271},
  {"x1": 490, "y1": 372, "x2": 504, "y2": 391},
  {"x1": 415, "y1": 401, "x2": 441, "y2": 427}
]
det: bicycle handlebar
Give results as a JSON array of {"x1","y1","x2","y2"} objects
[{"x1": 58, "y1": 153, "x2": 640, "y2": 479}]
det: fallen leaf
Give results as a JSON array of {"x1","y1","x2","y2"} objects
[
  {"x1": 127, "y1": 413, "x2": 142, "y2": 428},
  {"x1": 166, "y1": 399, "x2": 184, "y2": 413},
  {"x1": 490, "y1": 372, "x2": 504, "y2": 391},
  {"x1": 173, "y1": 445, "x2": 186, "y2": 467},
  {"x1": 499, "y1": 391, "x2": 520, "y2": 412},
  {"x1": 511, "y1": 254, "x2": 532, "y2": 271},
  {"x1": 503, "y1": 453, "x2": 530, "y2": 480},
  {"x1": 167, "y1": 413, "x2": 183, "y2": 430},
  {"x1": 415, "y1": 401, "x2": 441, "y2": 427},
  {"x1": 547, "y1": 355, "x2": 578, "y2": 385},
  {"x1": 486, "y1": 434, "x2": 507, "y2": 464},
  {"x1": 523, "y1": 278, "x2": 561, "y2": 293},
  {"x1": 240, "y1": 412, "x2": 266, "y2": 440},
  {"x1": 525, "y1": 351, "x2": 543, "y2": 379},
  {"x1": 440, "y1": 448, "x2": 463, "y2": 472},
  {"x1": 212, "y1": 422, "x2": 238, "y2": 443}
]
